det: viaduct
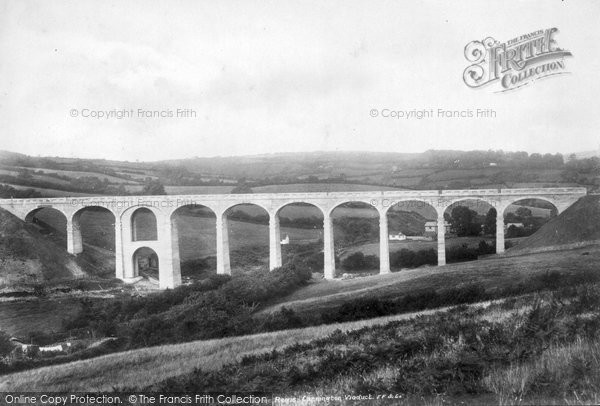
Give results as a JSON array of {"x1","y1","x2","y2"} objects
[{"x1": 0, "y1": 187, "x2": 587, "y2": 289}]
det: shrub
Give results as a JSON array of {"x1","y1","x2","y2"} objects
[
  {"x1": 390, "y1": 248, "x2": 436, "y2": 269},
  {"x1": 341, "y1": 252, "x2": 379, "y2": 271},
  {"x1": 0, "y1": 331, "x2": 13, "y2": 358},
  {"x1": 62, "y1": 263, "x2": 312, "y2": 348}
]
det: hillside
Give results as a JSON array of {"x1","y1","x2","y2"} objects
[
  {"x1": 509, "y1": 195, "x2": 600, "y2": 252},
  {"x1": 259, "y1": 245, "x2": 600, "y2": 317},
  {"x1": 0, "y1": 305, "x2": 463, "y2": 391},
  {"x1": 388, "y1": 210, "x2": 431, "y2": 235},
  {"x1": 1, "y1": 149, "x2": 596, "y2": 197},
  {"x1": 3, "y1": 245, "x2": 600, "y2": 393},
  {"x1": 0, "y1": 208, "x2": 84, "y2": 290}
]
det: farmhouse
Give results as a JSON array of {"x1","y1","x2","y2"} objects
[
  {"x1": 424, "y1": 221, "x2": 451, "y2": 234},
  {"x1": 389, "y1": 232, "x2": 433, "y2": 242},
  {"x1": 504, "y1": 222, "x2": 525, "y2": 231},
  {"x1": 407, "y1": 235, "x2": 434, "y2": 241},
  {"x1": 9, "y1": 338, "x2": 37, "y2": 354},
  {"x1": 9, "y1": 338, "x2": 72, "y2": 354},
  {"x1": 39, "y1": 343, "x2": 71, "y2": 353}
]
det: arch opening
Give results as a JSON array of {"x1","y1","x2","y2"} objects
[
  {"x1": 132, "y1": 247, "x2": 159, "y2": 280},
  {"x1": 331, "y1": 201, "x2": 380, "y2": 276},
  {"x1": 386, "y1": 200, "x2": 438, "y2": 271},
  {"x1": 72, "y1": 206, "x2": 116, "y2": 277},
  {"x1": 24, "y1": 207, "x2": 68, "y2": 250},
  {"x1": 223, "y1": 203, "x2": 270, "y2": 273},
  {"x1": 503, "y1": 198, "x2": 558, "y2": 241},
  {"x1": 170, "y1": 205, "x2": 217, "y2": 283},
  {"x1": 276, "y1": 202, "x2": 324, "y2": 272},
  {"x1": 131, "y1": 207, "x2": 158, "y2": 241},
  {"x1": 443, "y1": 199, "x2": 497, "y2": 263}
]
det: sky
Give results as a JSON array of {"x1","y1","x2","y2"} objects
[{"x1": 0, "y1": 0, "x2": 598, "y2": 161}]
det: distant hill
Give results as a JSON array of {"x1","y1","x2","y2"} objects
[
  {"x1": 388, "y1": 210, "x2": 431, "y2": 235},
  {"x1": 0, "y1": 208, "x2": 83, "y2": 290},
  {"x1": 0, "y1": 148, "x2": 595, "y2": 197},
  {"x1": 508, "y1": 195, "x2": 600, "y2": 252},
  {"x1": 573, "y1": 148, "x2": 600, "y2": 159}
]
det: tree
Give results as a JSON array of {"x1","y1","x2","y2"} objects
[
  {"x1": 231, "y1": 177, "x2": 253, "y2": 194},
  {"x1": 141, "y1": 179, "x2": 166, "y2": 195},
  {"x1": 230, "y1": 184, "x2": 253, "y2": 194},
  {"x1": 483, "y1": 208, "x2": 497, "y2": 235},
  {"x1": 0, "y1": 331, "x2": 13, "y2": 357},
  {"x1": 515, "y1": 207, "x2": 532, "y2": 219},
  {"x1": 450, "y1": 206, "x2": 481, "y2": 237}
]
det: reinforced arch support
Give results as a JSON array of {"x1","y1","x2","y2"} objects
[{"x1": 67, "y1": 215, "x2": 83, "y2": 255}]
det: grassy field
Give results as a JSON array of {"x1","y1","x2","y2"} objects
[
  {"x1": 151, "y1": 284, "x2": 600, "y2": 404},
  {"x1": 0, "y1": 304, "x2": 469, "y2": 391},
  {"x1": 2, "y1": 184, "x2": 97, "y2": 197},
  {"x1": 175, "y1": 216, "x2": 322, "y2": 260},
  {"x1": 260, "y1": 244, "x2": 600, "y2": 316},
  {"x1": 3, "y1": 245, "x2": 598, "y2": 392},
  {"x1": 252, "y1": 183, "x2": 401, "y2": 193},
  {"x1": 0, "y1": 298, "x2": 83, "y2": 337},
  {"x1": 9, "y1": 166, "x2": 139, "y2": 185}
]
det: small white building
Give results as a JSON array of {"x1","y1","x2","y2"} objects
[
  {"x1": 424, "y1": 221, "x2": 451, "y2": 234},
  {"x1": 39, "y1": 343, "x2": 71, "y2": 353},
  {"x1": 504, "y1": 222, "x2": 525, "y2": 231},
  {"x1": 9, "y1": 338, "x2": 36, "y2": 353},
  {"x1": 406, "y1": 235, "x2": 434, "y2": 241},
  {"x1": 10, "y1": 338, "x2": 72, "y2": 354},
  {"x1": 280, "y1": 234, "x2": 290, "y2": 245},
  {"x1": 389, "y1": 232, "x2": 407, "y2": 241}
]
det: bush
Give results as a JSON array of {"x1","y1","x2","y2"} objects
[
  {"x1": 152, "y1": 283, "x2": 600, "y2": 398},
  {"x1": 258, "y1": 307, "x2": 305, "y2": 331},
  {"x1": 63, "y1": 263, "x2": 312, "y2": 349},
  {"x1": 341, "y1": 252, "x2": 379, "y2": 271},
  {"x1": 446, "y1": 245, "x2": 478, "y2": 263},
  {"x1": 390, "y1": 248, "x2": 436, "y2": 269},
  {"x1": 322, "y1": 298, "x2": 397, "y2": 323},
  {"x1": 0, "y1": 331, "x2": 13, "y2": 358}
]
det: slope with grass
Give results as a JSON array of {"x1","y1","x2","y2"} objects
[
  {"x1": 151, "y1": 284, "x2": 600, "y2": 405},
  {"x1": 0, "y1": 208, "x2": 84, "y2": 290},
  {"x1": 507, "y1": 195, "x2": 600, "y2": 253},
  {"x1": 2, "y1": 246, "x2": 599, "y2": 391},
  {"x1": 0, "y1": 304, "x2": 478, "y2": 391},
  {"x1": 260, "y1": 245, "x2": 600, "y2": 317}
]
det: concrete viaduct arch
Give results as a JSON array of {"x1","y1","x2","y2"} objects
[{"x1": 0, "y1": 187, "x2": 586, "y2": 289}]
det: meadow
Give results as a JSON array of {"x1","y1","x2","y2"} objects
[
  {"x1": 0, "y1": 298, "x2": 83, "y2": 337},
  {"x1": 0, "y1": 303, "x2": 490, "y2": 391},
  {"x1": 3, "y1": 245, "x2": 599, "y2": 394},
  {"x1": 4, "y1": 278, "x2": 600, "y2": 405},
  {"x1": 260, "y1": 245, "x2": 600, "y2": 316},
  {"x1": 154, "y1": 283, "x2": 600, "y2": 405}
]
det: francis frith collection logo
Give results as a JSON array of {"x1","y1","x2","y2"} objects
[{"x1": 463, "y1": 28, "x2": 572, "y2": 92}]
